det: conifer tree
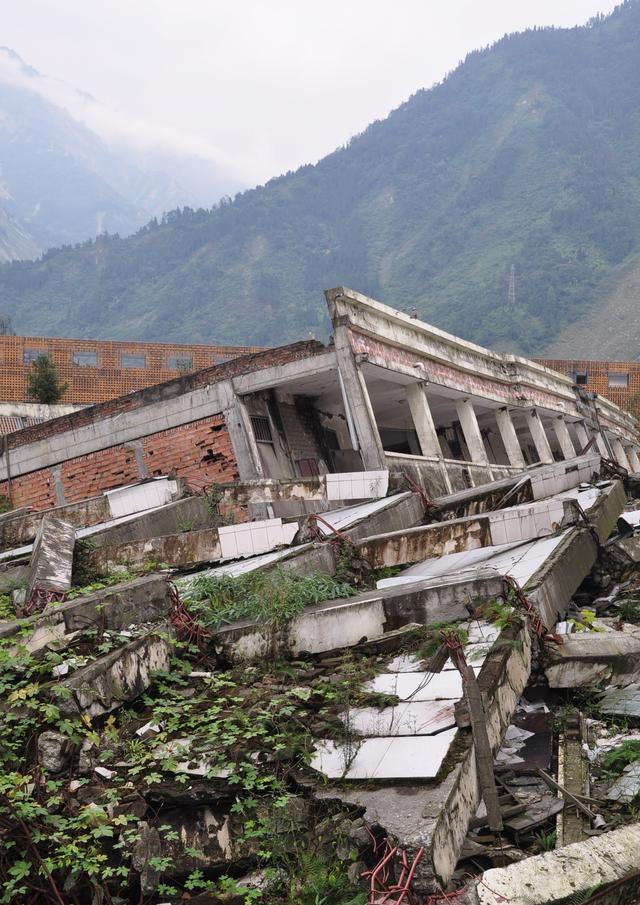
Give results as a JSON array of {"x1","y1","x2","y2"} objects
[{"x1": 27, "y1": 354, "x2": 69, "y2": 404}]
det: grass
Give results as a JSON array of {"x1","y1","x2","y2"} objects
[
  {"x1": 184, "y1": 568, "x2": 357, "y2": 628},
  {"x1": 0, "y1": 594, "x2": 15, "y2": 621},
  {"x1": 617, "y1": 598, "x2": 640, "y2": 624},
  {"x1": 602, "y1": 740, "x2": 640, "y2": 776}
]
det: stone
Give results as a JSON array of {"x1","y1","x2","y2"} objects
[
  {"x1": 132, "y1": 822, "x2": 163, "y2": 894},
  {"x1": 37, "y1": 730, "x2": 74, "y2": 773}
]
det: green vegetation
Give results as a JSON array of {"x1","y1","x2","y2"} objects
[
  {"x1": 0, "y1": 622, "x2": 372, "y2": 902},
  {"x1": 617, "y1": 597, "x2": 640, "y2": 624},
  {"x1": 184, "y1": 568, "x2": 357, "y2": 628},
  {"x1": 602, "y1": 739, "x2": 640, "y2": 776},
  {"x1": 0, "y1": 595, "x2": 14, "y2": 621},
  {"x1": 0, "y1": 494, "x2": 11, "y2": 515},
  {"x1": 26, "y1": 354, "x2": 68, "y2": 404},
  {"x1": 4, "y1": 3, "x2": 640, "y2": 354}
]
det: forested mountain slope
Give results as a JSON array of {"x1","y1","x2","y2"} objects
[{"x1": 3, "y1": 2, "x2": 640, "y2": 353}]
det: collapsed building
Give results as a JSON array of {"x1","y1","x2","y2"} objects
[{"x1": 2, "y1": 288, "x2": 640, "y2": 904}]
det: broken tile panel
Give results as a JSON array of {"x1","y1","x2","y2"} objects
[
  {"x1": 607, "y1": 762, "x2": 640, "y2": 803},
  {"x1": 315, "y1": 493, "x2": 409, "y2": 536},
  {"x1": 311, "y1": 728, "x2": 458, "y2": 780},
  {"x1": 365, "y1": 671, "x2": 464, "y2": 701},
  {"x1": 599, "y1": 684, "x2": 640, "y2": 717},
  {"x1": 340, "y1": 700, "x2": 456, "y2": 737},
  {"x1": 325, "y1": 470, "x2": 389, "y2": 501},
  {"x1": 217, "y1": 518, "x2": 298, "y2": 559}
]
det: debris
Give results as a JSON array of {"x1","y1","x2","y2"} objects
[{"x1": 37, "y1": 730, "x2": 74, "y2": 773}]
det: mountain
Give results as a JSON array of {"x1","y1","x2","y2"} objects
[
  {"x1": 0, "y1": 48, "x2": 242, "y2": 262},
  {"x1": 2, "y1": 2, "x2": 640, "y2": 354}
]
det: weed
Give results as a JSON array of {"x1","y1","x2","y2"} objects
[
  {"x1": 0, "y1": 494, "x2": 11, "y2": 515},
  {"x1": 0, "y1": 595, "x2": 14, "y2": 621},
  {"x1": 418, "y1": 623, "x2": 469, "y2": 661},
  {"x1": 617, "y1": 598, "x2": 640, "y2": 624},
  {"x1": 474, "y1": 599, "x2": 513, "y2": 630},
  {"x1": 184, "y1": 568, "x2": 357, "y2": 628},
  {"x1": 602, "y1": 739, "x2": 640, "y2": 775},
  {"x1": 533, "y1": 828, "x2": 556, "y2": 851}
]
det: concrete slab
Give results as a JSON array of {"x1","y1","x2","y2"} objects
[
  {"x1": 365, "y1": 671, "x2": 464, "y2": 701},
  {"x1": 26, "y1": 516, "x2": 75, "y2": 603},
  {"x1": 474, "y1": 823, "x2": 640, "y2": 905},
  {"x1": 314, "y1": 493, "x2": 410, "y2": 535},
  {"x1": 341, "y1": 701, "x2": 456, "y2": 737},
  {"x1": 607, "y1": 762, "x2": 640, "y2": 803},
  {"x1": 311, "y1": 730, "x2": 458, "y2": 780},
  {"x1": 545, "y1": 625, "x2": 640, "y2": 688},
  {"x1": 599, "y1": 684, "x2": 640, "y2": 718}
]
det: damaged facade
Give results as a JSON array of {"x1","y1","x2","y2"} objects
[
  {"x1": 3, "y1": 288, "x2": 640, "y2": 904},
  {"x1": 1, "y1": 287, "x2": 638, "y2": 512}
]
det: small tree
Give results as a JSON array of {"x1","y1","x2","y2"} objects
[{"x1": 27, "y1": 354, "x2": 69, "y2": 404}]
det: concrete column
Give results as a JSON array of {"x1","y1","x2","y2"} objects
[
  {"x1": 574, "y1": 422, "x2": 590, "y2": 453},
  {"x1": 405, "y1": 383, "x2": 441, "y2": 458},
  {"x1": 626, "y1": 447, "x2": 640, "y2": 473},
  {"x1": 218, "y1": 379, "x2": 265, "y2": 481},
  {"x1": 528, "y1": 410, "x2": 554, "y2": 465},
  {"x1": 495, "y1": 408, "x2": 525, "y2": 469},
  {"x1": 594, "y1": 431, "x2": 609, "y2": 458},
  {"x1": 333, "y1": 324, "x2": 386, "y2": 470},
  {"x1": 455, "y1": 399, "x2": 488, "y2": 464},
  {"x1": 552, "y1": 416, "x2": 576, "y2": 461},
  {"x1": 611, "y1": 437, "x2": 630, "y2": 471}
]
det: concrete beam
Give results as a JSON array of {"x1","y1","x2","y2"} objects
[
  {"x1": 528, "y1": 410, "x2": 554, "y2": 464},
  {"x1": 551, "y1": 416, "x2": 576, "y2": 460},
  {"x1": 0, "y1": 574, "x2": 172, "y2": 655},
  {"x1": 231, "y1": 350, "x2": 336, "y2": 395},
  {"x1": 495, "y1": 408, "x2": 525, "y2": 469},
  {"x1": 455, "y1": 399, "x2": 488, "y2": 465},
  {"x1": 546, "y1": 624, "x2": 640, "y2": 688},
  {"x1": 356, "y1": 498, "x2": 580, "y2": 569},
  {"x1": 210, "y1": 571, "x2": 503, "y2": 663}
]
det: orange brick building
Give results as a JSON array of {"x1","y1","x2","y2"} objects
[
  {"x1": 536, "y1": 359, "x2": 640, "y2": 420},
  {"x1": 0, "y1": 335, "x2": 261, "y2": 406}
]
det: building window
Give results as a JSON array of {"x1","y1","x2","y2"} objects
[
  {"x1": 570, "y1": 370, "x2": 588, "y2": 386},
  {"x1": 121, "y1": 354, "x2": 146, "y2": 369},
  {"x1": 251, "y1": 415, "x2": 273, "y2": 443},
  {"x1": 168, "y1": 355, "x2": 193, "y2": 371},
  {"x1": 23, "y1": 348, "x2": 47, "y2": 364},
  {"x1": 73, "y1": 350, "x2": 98, "y2": 367},
  {"x1": 608, "y1": 372, "x2": 629, "y2": 388}
]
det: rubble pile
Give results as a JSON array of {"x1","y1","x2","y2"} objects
[{"x1": 4, "y1": 451, "x2": 640, "y2": 903}]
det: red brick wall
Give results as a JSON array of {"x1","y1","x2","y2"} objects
[
  {"x1": 536, "y1": 358, "x2": 640, "y2": 419},
  {"x1": 0, "y1": 415, "x2": 239, "y2": 510},
  {"x1": 4, "y1": 340, "x2": 326, "y2": 452},
  {"x1": 0, "y1": 335, "x2": 262, "y2": 406}
]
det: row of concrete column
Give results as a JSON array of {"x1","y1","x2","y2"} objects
[
  {"x1": 331, "y1": 329, "x2": 640, "y2": 475},
  {"x1": 404, "y1": 380, "x2": 640, "y2": 473}
]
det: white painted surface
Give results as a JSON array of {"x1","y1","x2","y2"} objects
[
  {"x1": 105, "y1": 478, "x2": 175, "y2": 519},
  {"x1": 488, "y1": 498, "x2": 568, "y2": 546},
  {"x1": 311, "y1": 729, "x2": 458, "y2": 780},
  {"x1": 289, "y1": 598, "x2": 386, "y2": 655},
  {"x1": 366, "y1": 671, "x2": 464, "y2": 701},
  {"x1": 341, "y1": 701, "x2": 456, "y2": 737},
  {"x1": 315, "y1": 493, "x2": 409, "y2": 535},
  {"x1": 377, "y1": 532, "x2": 568, "y2": 591},
  {"x1": 218, "y1": 517, "x2": 298, "y2": 559},
  {"x1": 325, "y1": 470, "x2": 389, "y2": 501}
]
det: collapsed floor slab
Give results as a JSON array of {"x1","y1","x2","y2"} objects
[
  {"x1": 0, "y1": 574, "x2": 171, "y2": 654},
  {"x1": 469, "y1": 823, "x2": 640, "y2": 905},
  {"x1": 25, "y1": 515, "x2": 75, "y2": 606}
]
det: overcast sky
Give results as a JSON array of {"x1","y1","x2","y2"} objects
[{"x1": 1, "y1": 0, "x2": 620, "y2": 187}]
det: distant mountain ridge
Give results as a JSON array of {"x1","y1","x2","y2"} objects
[
  {"x1": 2, "y1": 2, "x2": 640, "y2": 356},
  {"x1": 0, "y1": 48, "x2": 241, "y2": 262}
]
